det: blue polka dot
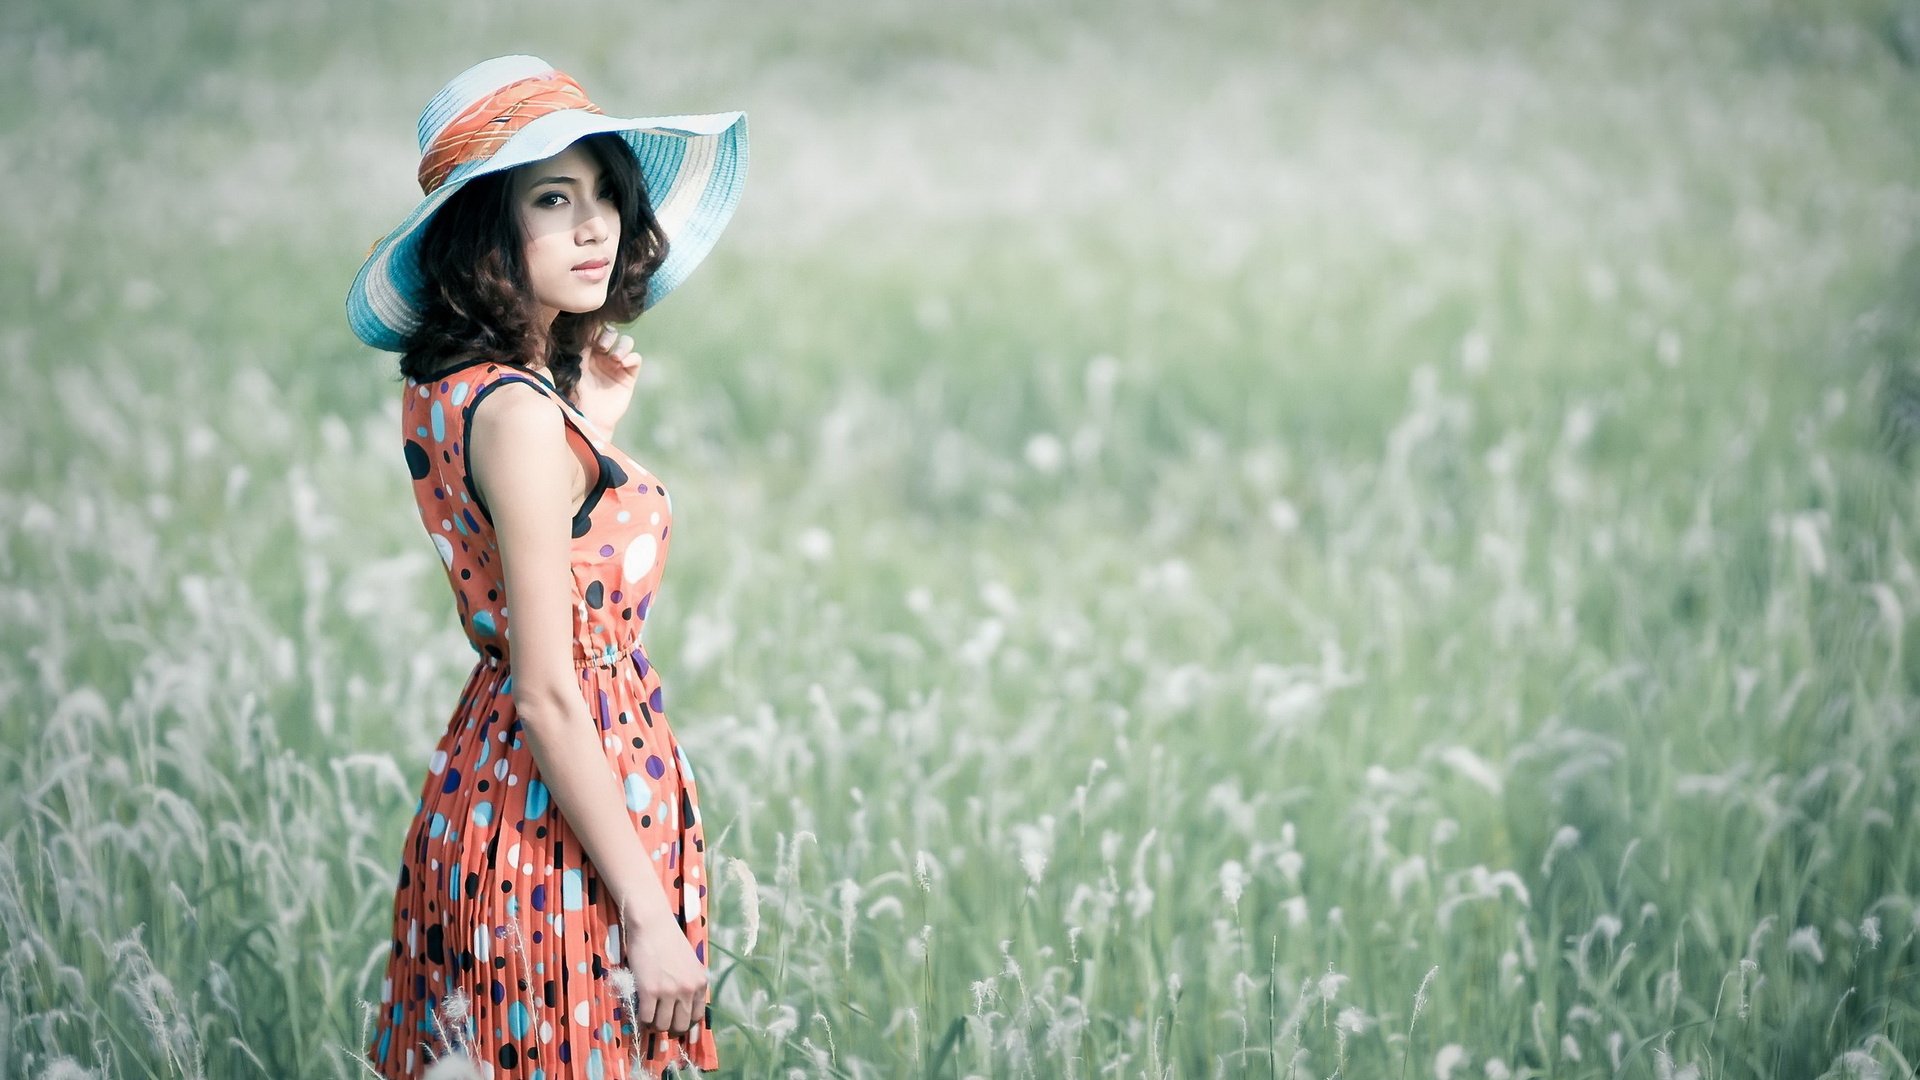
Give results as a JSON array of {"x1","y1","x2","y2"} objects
[
  {"x1": 472, "y1": 609, "x2": 496, "y2": 636},
  {"x1": 430, "y1": 400, "x2": 446, "y2": 442},
  {"x1": 563, "y1": 868, "x2": 584, "y2": 911},
  {"x1": 526, "y1": 779, "x2": 549, "y2": 820},
  {"x1": 508, "y1": 1001, "x2": 530, "y2": 1039},
  {"x1": 451, "y1": 381, "x2": 470, "y2": 406},
  {"x1": 624, "y1": 774, "x2": 649, "y2": 812},
  {"x1": 441, "y1": 767, "x2": 461, "y2": 795},
  {"x1": 587, "y1": 1048, "x2": 605, "y2": 1080},
  {"x1": 428, "y1": 812, "x2": 447, "y2": 838},
  {"x1": 472, "y1": 801, "x2": 493, "y2": 827}
]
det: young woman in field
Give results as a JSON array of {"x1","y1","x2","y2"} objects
[{"x1": 345, "y1": 55, "x2": 747, "y2": 1078}]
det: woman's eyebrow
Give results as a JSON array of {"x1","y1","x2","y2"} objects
[{"x1": 526, "y1": 174, "x2": 578, "y2": 187}]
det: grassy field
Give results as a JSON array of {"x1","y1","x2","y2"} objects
[{"x1": 4, "y1": 0, "x2": 1920, "y2": 1076}]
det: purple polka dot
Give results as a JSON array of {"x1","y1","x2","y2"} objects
[
  {"x1": 638, "y1": 484, "x2": 648, "y2": 493},
  {"x1": 695, "y1": 940, "x2": 705, "y2": 962},
  {"x1": 610, "y1": 590, "x2": 622, "y2": 604},
  {"x1": 442, "y1": 768, "x2": 461, "y2": 794},
  {"x1": 649, "y1": 686, "x2": 664, "y2": 713},
  {"x1": 646, "y1": 755, "x2": 665, "y2": 779},
  {"x1": 638, "y1": 592, "x2": 652, "y2": 619},
  {"x1": 600, "y1": 544, "x2": 615, "y2": 558},
  {"x1": 531, "y1": 883, "x2": 547, "y2": 911}
]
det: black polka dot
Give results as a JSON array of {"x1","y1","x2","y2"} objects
[
  {"x1": 586, "y1": 581, "x2": 605, "y2": 608},
  {"x1": 404, "y1": 440, "x2": 431, "y2": 480},
  {"x1": 599, "y1": 454, "x2": 628, "y2": 488}
]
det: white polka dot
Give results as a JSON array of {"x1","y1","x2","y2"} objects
[
  {"x1": 429, "y1": 750, "x2": 448, "y2": 775},
  {"x1": 507, "y1": 843, "x2": 520, "y2": 869},
  {"x1": 616, "y1": 510, "x2": 630, "y2": 523},
  {"x1": 432, "y1": 534, "x2": 455, "y2": 568},
  {"x1": 622, "y1": 535, "x2": 657, "y2": 582},
  {"x1": 650, "y1": 511, "x2": 660, "y2": 526},
  {"x1": 440, "y1": 518, "x2": 453, "y2": 533},
  {"x1": 540, "y1": 1020, "x2": 553, "y2": 1044},
  {"x1": 574, "y1": 1000, "x2": 591, "y2": 1026}
]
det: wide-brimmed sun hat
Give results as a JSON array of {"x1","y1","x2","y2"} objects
[{"x1": 346, "y1": 54, "x2": 749, "y2": 352}]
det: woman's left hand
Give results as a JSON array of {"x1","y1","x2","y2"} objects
[{"x1": 574, "y1": 325, "x2": 643, "y2": 435}]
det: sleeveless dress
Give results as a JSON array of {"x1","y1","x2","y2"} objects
[{"x1": 366, "y1": 358, "x2": 717, "y2": 1079}]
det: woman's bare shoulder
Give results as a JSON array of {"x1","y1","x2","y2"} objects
[{"x1": 468, "y1": 382, "x2": 578, "y2": 494}]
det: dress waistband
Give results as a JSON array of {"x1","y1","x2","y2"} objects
[
  {"x1": 472, "y1": 634, "x2": 646, "y2": 671},
  {"x1": 576, "y1": 633, "x2": 647, "y2": 670}
]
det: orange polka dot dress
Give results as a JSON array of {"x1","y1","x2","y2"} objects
[{"x1": 367, "y1": 359, "x2": 717, "y2": 1079}]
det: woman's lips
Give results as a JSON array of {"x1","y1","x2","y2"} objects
[{"x1": 572, "y1": 258, "x2": 610, "y2": 282}]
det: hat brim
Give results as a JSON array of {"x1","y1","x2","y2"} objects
[{"x1": 346, "y1": 107, "x2": 748, "y2": 352}]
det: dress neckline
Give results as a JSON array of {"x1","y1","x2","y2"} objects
[{"x1": 422, "y1": 357, "x2": 561, "y2": 396}]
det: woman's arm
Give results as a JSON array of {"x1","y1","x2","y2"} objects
[{"x1": 468, "y1": 383, "x2": 678, "y2": 934}]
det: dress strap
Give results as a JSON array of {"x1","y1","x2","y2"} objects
[
  {"x1": 492, "y1": 368, "x2": 613, "y2": 454},
  {"x1": 457, "y1": 364, "x2": 618, "y2": 531}
]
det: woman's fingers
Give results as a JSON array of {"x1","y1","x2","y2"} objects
[
  {"x1": 668, "y1": 998, "x2": 692, "y2": 1038},
  {"x1": 590, "y1": 329, "x2": 640, "y2": 370}
]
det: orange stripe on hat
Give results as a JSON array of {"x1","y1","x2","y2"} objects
[{"x1": 416, "y1": 72, "x2": 603, "y2": 195}]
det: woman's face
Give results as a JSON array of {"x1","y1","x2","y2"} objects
[{"x1": 511, "y1": 142, "x2": 622, "y2": 329}]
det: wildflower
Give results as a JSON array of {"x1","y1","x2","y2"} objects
[
  {"x1": 1316, "y1": 965, "x2": 1349, "y2": 1002},
  {"x1": 1540, "y1": 826, "x2": 1580, "y2": 878},
  {"x1": 1411, "y1": 966, "x2": 1439, "y2": 1034},
  {"x1": 1219, "y1": 859, "x2": 1249, "y2": 912},
  {"x1": 1787, "y1": 925, "x2": 1825, "y2": 964},
  {"x1": 721, "y1": 855, "x2": 761, "y2": 955},
  {"x1": 1024, "y1": 433, "x2": 1064, "y2": 474}
]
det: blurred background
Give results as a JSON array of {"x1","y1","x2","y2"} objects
[{"x1": 4, "y1": 0, "x2": 1920, "y2": 1075}]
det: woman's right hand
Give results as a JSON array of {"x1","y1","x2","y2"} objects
[{"x1": 621, "y1": 910, "x2": 708, "y2": 1041}]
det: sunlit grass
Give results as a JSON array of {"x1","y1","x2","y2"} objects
[{"x1": 4, "y1": 0, "x2": 1920, "y2": 1076}]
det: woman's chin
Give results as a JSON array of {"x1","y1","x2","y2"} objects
[{"x1": 551, "y1": 290, "x2": 610, "y2": 317}]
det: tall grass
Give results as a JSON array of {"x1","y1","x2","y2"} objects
[{"x1": 4, "y1": 0, "x2": 1920, "y2": 1075}]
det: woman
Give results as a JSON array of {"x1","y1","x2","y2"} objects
[{"x1": 346, "y1": 54, "x2": 748, "y2": 1078}]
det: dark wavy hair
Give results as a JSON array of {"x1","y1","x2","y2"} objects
[{"x1": 399, "y1": 133, "x2": 670, "y2": 400}]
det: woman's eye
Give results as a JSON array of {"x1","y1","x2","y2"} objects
[{"x1": 537, "y1": 192, "x2": 567, "y2": 207}]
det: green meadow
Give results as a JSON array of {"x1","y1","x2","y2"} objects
[{"x1": 4, "y1": 0, "x2": 1920, "y2": 1075}]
